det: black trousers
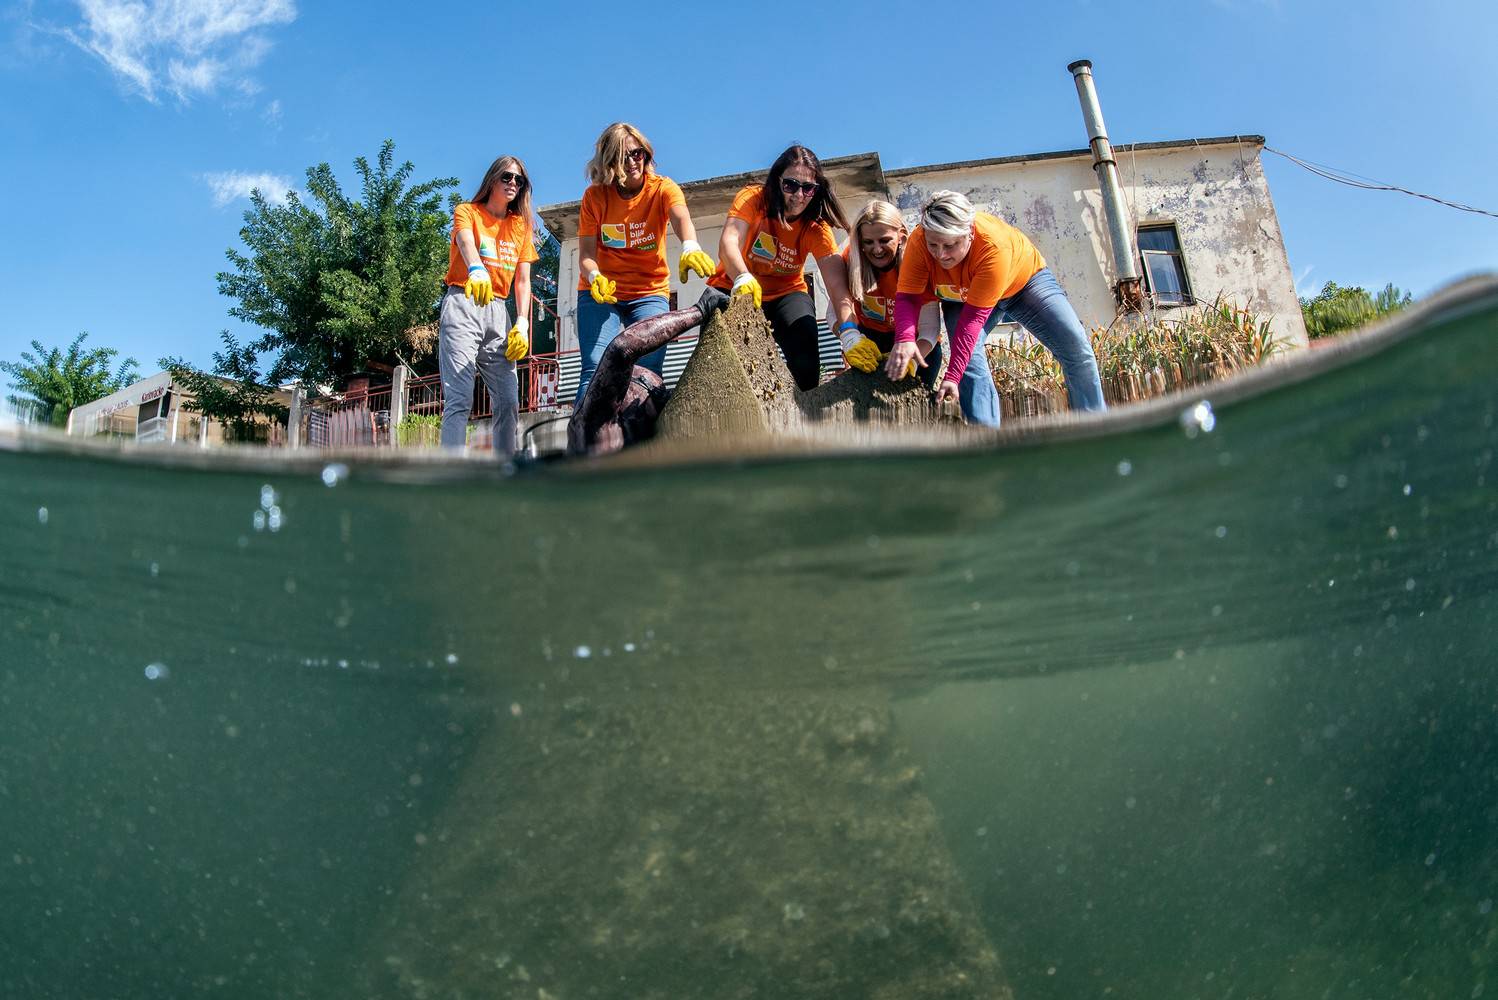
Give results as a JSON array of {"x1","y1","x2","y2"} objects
[{"x1": 762, "y1": 291, "x2": 821, "y2": 391}]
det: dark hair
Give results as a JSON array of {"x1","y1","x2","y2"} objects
[
  {"x1": 764, "y1": 144, "x2": 847, "y2": 230},
  {"x1": 471, "y1": 154, "x2": 534, "y2": 230}
]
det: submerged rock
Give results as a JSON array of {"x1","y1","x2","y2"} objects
[{"x1": 366, "y1": 691, "x2": 1011, "y2": 999}]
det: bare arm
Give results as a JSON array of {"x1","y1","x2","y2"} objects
[
  {"x1": 718, "y1": 218, "x2": 751, "y2": 281},
  {"x1": 668, "y1": 202, "x2": 697, "y2": 245},
  {"x1": 579, "y1": 235, "x2": 600, "y2": 281},
  {"x1": 456, "y1": 231, "x2": 484, "y2": 272},
  {"x1": 817, "y1": 252, "x2": 857, "y2": 328},
  {"x1": 513, "y1": 262, "x2": 532, "y2": 325}
]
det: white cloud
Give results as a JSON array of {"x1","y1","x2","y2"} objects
[
  {"x1": 1294, "y1": 264, "x2": 1317, "y2": 297},
  {"x1": 63, "y1": 0, "x2": 296, "y2": 102},
  {"x1": 202, "y1": 170, "x2": 295, "y2": 207},
  {"x1": 261, "y1": 97, "x2": 281, "y2": 124}
]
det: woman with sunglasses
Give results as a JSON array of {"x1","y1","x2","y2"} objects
[
  {"x1": 827, "y1": 199, "x2": 942, "y2": 386},
  {"x1": 884, "y1": 190, "x2": 1105, "y2": 427},
  {"x1": 707, "y1": 144, "x2": 851, "y2": 391},
  {"x1": 440, "y1": 154, "x2": 538, "y2": 456},
  {"x1": 575, "y1": 122, "x2": 715, "y2": 404}
]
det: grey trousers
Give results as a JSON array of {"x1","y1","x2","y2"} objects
[{"x1": 438, "y1": 287, "x2": 519, "y2": 455}]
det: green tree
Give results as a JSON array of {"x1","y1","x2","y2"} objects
[
  {"x1": 2, "y1": 333, "x2": 138, "y2": 426},
  {"x1": 1301, "y1": 281, "x2": 1413, "y2": 339},
  {"x1": 160, "y1": 332, "x2": 288, "y2": 443},
  {"x1": 218, "y1": 139, "x2": 459, "y2": 390}
]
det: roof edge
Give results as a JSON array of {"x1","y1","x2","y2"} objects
[{"x1": 883, "y1": 135, "x2": 1266, "y2": 179}]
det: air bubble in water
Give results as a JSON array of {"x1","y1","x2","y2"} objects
[
  {"x1": 1116, "y1": 460, "x2": 1133, "y2": 476},
  {"x1": 252, "y1": 510, "x2": 267, "y2": 532},
  {"x1": 144, "y1": 663, "x2": 169, "y2": 681},
  {"x1": 37, "y1": 507, "x2": 49, "y2": 525},
  {"x1": 260, "y1": 485, "x2": 278, "y2": 510},
  {"x1": 267, "y1": 506, "x2": 284, "y2": 532},
  {"x1": 445, "y1": 653, "x2": 459, "y2": 665},
  {"x1": 574, "y1": 645, "x2": 592, "y2": 659},
  {"x1": 321, "y1": 463, "x2": 349, "y2": 487},
  {"x1": 1179, "y1": 400, "x2": 1216, "y2": 437}
]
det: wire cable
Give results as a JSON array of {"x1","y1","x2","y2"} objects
[{"x1": 1264, "y1": 146, "x2": 1498, "y2": 220}]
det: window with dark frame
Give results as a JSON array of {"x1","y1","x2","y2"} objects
[{"x1": 1137, "y1": 224, "x2": 1193, "y2": 305}]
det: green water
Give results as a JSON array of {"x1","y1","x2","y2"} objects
[{"x1": 2, "y1": 289, "x2": 1497, "y2": 998}]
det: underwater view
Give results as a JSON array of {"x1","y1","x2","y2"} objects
[{"x1": 3, "y1": 279, "x2": 1497, "y2": 998}]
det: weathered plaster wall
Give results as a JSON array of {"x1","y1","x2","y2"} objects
[{"x1": 888, "y1": 143, "x2": 1307, "y2": 347}]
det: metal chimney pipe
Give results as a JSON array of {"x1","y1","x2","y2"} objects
[{"x1": 1068, "y1": 59, "x2": 1143, "y2": 309}]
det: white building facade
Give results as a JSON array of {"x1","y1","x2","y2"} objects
[{"x1": 538, "y1": 135, "x2": 1306, "y2": 395}]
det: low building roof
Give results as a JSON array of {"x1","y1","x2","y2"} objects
[{"x1": 537, "y1": 136, "x2": 1266, "y2": 238}]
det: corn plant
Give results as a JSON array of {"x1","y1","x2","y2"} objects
[{"x1": 985, "y1": 296, "x2": 1282, "y2": 419}]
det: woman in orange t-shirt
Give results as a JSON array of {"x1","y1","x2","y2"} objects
[
  {"x1": 575, "y1": 122, "x2": 715, "y2": 404},
  {"x1": 440, "y1": 154, "x2": 539, "y2": 456},
  {"x1": 707, "y1": 144, "x2": 853, "y2": 391},
  {"x1": 826, "y1": 199, "x2": 941, "y2": 385},
  {"x1": 885, "y1": 190, "x2": 1105, "y2": 427}
]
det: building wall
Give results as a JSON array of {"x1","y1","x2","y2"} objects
[
  {"x1": 551, "y1": 140, "x2": 1306, "y2": 358},
  {"x1": 887, "y1": 142, "x2": 1307, "y2": 347}
]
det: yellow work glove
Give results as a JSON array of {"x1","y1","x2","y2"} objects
[
  {"x1": 463, "y1": 265, "x2": 494, "y2": 307},
  {"x1": 505, "y1": 317, "x2": 530, "y2": 362},
  {"x1": 678, "y1": 239, "x2": 715, "y2": 282},
  {"x1": 587, "y1": 270, "x2": 618, "y2": 305},
  {"x1": 730, "y1": 272, "x2": 762, "y2": 310},
  {"x1": 838, "y1": 323, "x2": 882, "y2": 374}
]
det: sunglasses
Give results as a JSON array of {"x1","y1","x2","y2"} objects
[
  {"x1": 780, "y1": 177, "x2": 819, "y2": 197},
  {"x1": 497, "y1": 170, "x2": 527, "y2": 186},
  {"x1": 625, "y1": 148, "x2": 650, "y2": 163}
]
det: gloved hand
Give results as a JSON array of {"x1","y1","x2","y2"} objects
[
  {"x1": 678, "y1": 239, "x2": 715, "y2": 282},
  {"x1": 697, "y1": 286, "x2": 731, "y2": 320},
  {"x1": 464, "y1": 265, "x2": 494, "y2": 307},
  {"x1": 838, "y1": 323, "x2": 882, "y2": 373},
  {"x1": 730, "y1": 272, "x2": 762, "y2": 309},
  {"x1": 505, "y1": 316, "x2": 530, "y2": 362},
  {"x1": 588, "y1": 271, "x2": 618, "y2": 305}
]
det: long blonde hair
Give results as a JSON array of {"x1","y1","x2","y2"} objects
[
  {"x1": 846, "y1": 199, "x2": 907, "y2": 303},
  {"x1": 471, "y1": 154, "x2": 534, "y2": 232},
  {"x1": 586, "y1": 122, "x2": 655, "y2": 188}
]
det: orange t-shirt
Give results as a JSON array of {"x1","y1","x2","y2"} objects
[
  {"x1": 840, "y1": 243, "x2": 900, "y2": 334},
  {"x1": 445, "y1": 202, "x2": 538, "y2": 299},
  {"x1": 897, "y1": 211, "x2": 1045, "y2": 308},
  {"x1": 708, "y1": 185, "x2": 838, "y2": 301},
  {"x1": 576, "y1": 173, "x2": 687, "y2": 300}
]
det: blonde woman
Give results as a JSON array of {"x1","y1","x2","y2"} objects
[
  {"x1": 440, "y1": 154, "x2": 537, "y2": 456},
  {"x1": 886, "y1": 190, "x2": 1104, "y2": 427},
  {"x1": 827, "y1": 199, "x2": 941, "y2": 386},
  {"x1": 575, "y1": 122, "x2": 714, "y2": 403}
]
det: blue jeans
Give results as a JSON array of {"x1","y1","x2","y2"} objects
[
  {"x1": 941, "y1": 267, "x2": 1106, "y2": 427},
  {"x1": 575, "y1": 292, "x2": 671, "y2": 405}
]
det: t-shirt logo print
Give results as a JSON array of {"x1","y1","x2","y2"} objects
[
  {"x1": 479, "y1": 236, "x2": 499, "y2": 261},
  {"x1": 860, "y1": 295, "x2": 889, "y2": 323},
  {"x1": 600, "y1": 224, "x2": 629, "y2": 249},
  {"x1": 935, "y1": 283, "x2": 966, "y2": 302},
  {"x1": 750, "y1": 232, "x2": 778, "y2": 262}
]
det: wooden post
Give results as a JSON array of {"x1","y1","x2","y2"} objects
[
  {"x1": 390, "y1": 366, "x2": 409, "y2": 449},
  {"x1": 287, "y1": 385, "x2": 305, "y2": 450}
]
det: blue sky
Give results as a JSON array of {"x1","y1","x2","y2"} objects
[{"x1": 2, "y1": 0, "x2": 1495, "y2": 375}]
